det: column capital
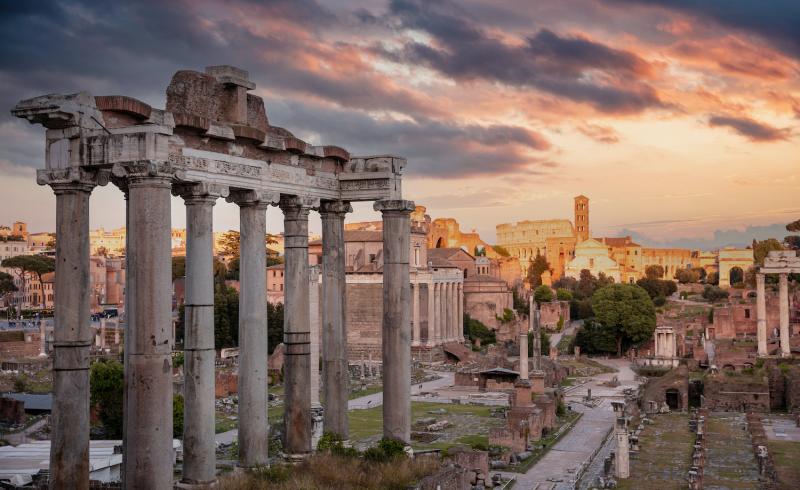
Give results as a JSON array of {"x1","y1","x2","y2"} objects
[
  {"x1": 319, "y1": 200, "x2": 352, "y2": 216},
  {"x1": 280, "y1": 195, "x2": 320, "y2": 215},
  {"x1": 111, "y1": 160, "x2": 178, "y2": 188},
  {"x1": 226, "y1": 189, "x2": 279, "y2": 209},
  {"x1": 374, "y1": 199, "x2": 415, "y2": 214},
  {"x1": 38, "y1": 167, "x2": 110, "y2": 193},
  {"x1": 173, "y1": 182, "x2": 229, "y2": 204}
]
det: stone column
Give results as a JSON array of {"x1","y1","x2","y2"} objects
[
  {"x1": 176, "y1": 183, "x2": 226, "y2": 487},
  {"x1": 756, "y1": 273, "x2": 767, "y2": 356},
  {"x1": 458, "y1": 282, "x2": 464, "y2": 342},
  {"x1": 440, "y1": 283, "x2": 448, "y2": 342},
  {"x1": 779, "y1": 273, "x2": 790, "y2": 357},
  {"x1": 375, "y1": 199, "x2": 414, "y2": 443},
  {"x1": 426, "y1": 282, "x2": 436, "y2": 346},
  {"x1": 519, "y1": 323, "x2": 528, "y2": 381},
  {"x1": 443, "y1": 282, "x2": 451, "y2": 342},
  {"x1": 120, "y1": 163, "x2": 174, "y2": 489},
  {"x1": 615, "y1": 416, "x2": 630, "y2": 479},
  {"x1": 308, "y1": 265, "x2": 324, "y2": 449},
  {"x1": 40, "y1": 168, "x2": 105, "y2": 490},
  {"x1": 230, "y1": 190, "x2": 273, "y2": 467},
  {"x1": 450, "y1": 282, "x2": 457, "y2": 342},
  {"x1": 281, "y1": 196, "x2": 315, "y2": 455},
  {"x1": 412, "y1": 283, "x2": 421, "y2": 346},
  {"x1": 320, "y1": 200, "x2": 350, "y2": 440},
  {"x1": 433, "y1": 283, "x2": 441, "y2": 344}
]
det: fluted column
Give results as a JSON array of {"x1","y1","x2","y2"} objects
[
  {"x1": 756, "y1": 273, "x2": 767, "y2": 356},
  {"x1": 39, "y1": 168, "x2": 106, "y2": 490},
  {"x1": 779, "y1": 273, "x2": 790, "y2": 357},
  {"x1": 176, "y1": 183, "x2": 226, "y2": 486},
  {"x1": 320, "y1": 200, "x2": 350, "y2": 440},
  {"x1": 375, "y1": 199, "x2": 414, "y2": 443},
  {"x1": 229, "y1": 190, "x2": 273, "y2": 467},
  {"x1": 519, "y1": 322, "x2": 528, "y2": 381},
  {"x1": 118, "y1": 162, "x2": 174, "y2": 489},
  {"x1": 411, "y1": 283, "x2": 421, "y2": 346},
  {"x1": 436, "y1": 283, "x2": 444, "y2": 343},
  {"x1": 281, "y1": 195, "x2": 315, "y2": 455},
  {"x1": 426, "y1": 282, "x2": 436, "y2": 346},
  {"x1": 449, "y1": 282, "x2": 457, "y2": 342}
]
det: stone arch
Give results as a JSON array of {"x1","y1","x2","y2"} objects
[{"x1": 435, "y1": 237, "x2": 444, "y2": 248}]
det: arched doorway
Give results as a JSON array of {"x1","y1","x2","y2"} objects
[
  {"x1": 435, "y1": 237, "x2": 444, "y2": 248},
  {"x1": 729, "y1": 266, "x2": 744, "y2": 286}
]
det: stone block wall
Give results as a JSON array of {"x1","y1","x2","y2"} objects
[
  {"x1": 704, "y1": 375, "x2": 770, "y2": 412},
  {"x1": 0, "y1": 396, "x2": 25, "y2": 425},
  {"x1": 215, "y1": 372, "x2": 238, "y2": 398},
  {"x1": 785, "y1": 365, "x2": 800, "y2": 412},
  {"x1": 346, "y1": 283, "x2": 383, "y2": 360}
]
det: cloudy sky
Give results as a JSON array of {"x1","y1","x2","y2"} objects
[{"x1": 0, "y1": 0, "x2": 797, "y2": 247}]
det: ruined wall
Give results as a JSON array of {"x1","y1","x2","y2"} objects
[
  {"x1": 0, "y1": 397, "x2": 25, "y2": 425},
  {"x1": 784, "y1": 365, "x2": 800, "y2": 412},
  {"x1": 539, "y1": 301, "x2": 570, "y2": 331},
  {"x1": 704, "y1": 374, "x2": 770, "y2": 412},
  {"x1": 0, "y1": 330, "x2": 42, "y2": 359},
  {"x1": 346, "y1": 282, "x2": 383, "y2": 360}
]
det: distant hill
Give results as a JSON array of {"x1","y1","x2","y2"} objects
[{"x1": 616, "y1": 223, "x2": 798, "y2": 250}]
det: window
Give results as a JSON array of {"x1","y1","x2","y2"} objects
[
  {"x1": 589, "y1": 258, "x2": 594, "y2": 268},
  {"x1": 745, "y1": 309, "x2": 750, "y2": 319}
]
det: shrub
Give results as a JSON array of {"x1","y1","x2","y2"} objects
[
  {"x1": 12, "y1": 376, "x2": 28, "y2": 393},
  {"x1": 533, "y1": 285, "x2": 554, "y2": 303},
  {"x1": 556, "y1": 288, "x2": 573, "y2": 301},
  {"x1": 653, "y1": 295, "x2": 666, "y2": 307},
  {"x1": 702, "y1": 285, "x2": 729, "y2": 302}
]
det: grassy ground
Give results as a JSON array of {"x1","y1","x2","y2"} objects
[
  {"x1": 617, "y1": 413, "x2": 693, "y2": 490},
  {"x1": 768, "y1": 439, "x2": 800, "y2": 489},
  {"x1": 348, "y1": 384, "x2": 383, "y2": 400},
  {"x1": 348, "y1": 401, "x2": 501, "y2": 451},
  {"x1": 703, "y1": 413, "x2": 760, "y2": 489}
]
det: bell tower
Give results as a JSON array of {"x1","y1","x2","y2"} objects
[{"x1": 574, "y1": 195, "x2": 589, "y2": 242}]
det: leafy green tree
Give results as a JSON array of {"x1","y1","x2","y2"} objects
[
  {"x1": 788, "y1": 219, "x2": 800, "y2": 233},
  {"x1": 729, "y1": 266, "x2": 744, "y2": 285},
  {"x1": 464, "y1": 314, "x2": 496, "y2": 346},
  {"x1": 214, "y1": 284, "x2": 240, "y2": 349},
  {"x1": 173, "y1": 394, "x2": 184, "y2": 438},
  {"x1": 556, "y1": 288, "x2": 573, "y2": 301},
  {"x1": 645, "y1": 265, "x2": 664, "y2": 280},
  {"x1": 528, "y1": 329, "x2": 551, "y2": 357},
  {"x1": 702, "y1": 285, "x2": 729, "y2": 302},
  {"x1": 491, "y1": 245, "x2": 511, "y2": 257},
  {"x1": 526, "y1": 253, "x2": 550, "y2": 288},
  {"x1": 753, "y1": 238, "x2": 783, "y2": 266},
  {"x1": 675, "y1": 268, "x2": 700, "y2": 284},
  {"x1": 1, "y1": 255, "x2": 55, "y2": 309},
  {"x1": 574, "y1": 320, "x2": 618, "y2": 355},
  {"x1": 785, "y1": 235, "x2": 800, "y2": 250},
  {"x1": 575, "y1": 269, "x2": 599, "y2": 299},
  {"x1": 706, "y1": 271, "x2": 719, "y2": 285},
  {"x1": 591, "y1": 284, "x2": 656, "y2": 357},
  {"x1": 0, "y1": 271, "x2": 17, "y2": 297},
  {"x1": 512, "y1": 288, "x2": 529, "y2": 316},
  {"x1": 90, "y1": 360, "x2": 124, "y2": 438},
  {"x1": 533, "y1": 284, "x2": 554, "y2": 303},
  {"x1": 636, "y1": 278, "x2": 677, "y2": 299},
  {"x1": 268, "y1": 302, "x2": 284, "y2": 354},
  {"x1": 552, "y1": 276, "x2": 578, "y2": 293}
]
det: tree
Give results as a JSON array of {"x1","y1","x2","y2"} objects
[
  {"x1": 753, "y1": 238, "x2": 783, "y2": 266},
  {"x1": 787, "y1": 219, "x2": 800, "y2": 232},
  {"x1": 556, "y1": 288, "x2": 573, "y2": 301},
  {"x1": 785, "y1": 235, "x2": 800, "y2": 250},
  {"x1": 574, "y1": 320, "x2": 618, "y2": 355},
  {"x1": 512, "y1": 288, "x2": 529, "y2": 316},
  {"x1": 645, "y1": 265, "x2": 664, "y2": 280},
  {"x1": 173, "y1": 394, "x2": 184, "y2": 438},
  {"x1": 218, "y1": 230, "x2": 280, "y2": 259},
  {"x1": 591, "y1": 284, "x2": 656, "y2": 357},
  {"x1": 636, "y1": 278, "x2": 677, "y2": 299},
  {"x1": 706, "y1": 271, "x2": 719, "y2": 285},
  {"x1": 676, "y1": 268, "x2": 701, "y2": 284},
  {"x1": 214, "y1": 284, "x2": 240, "y2": 349},
  {"x1": 1, "y1": 255, "x2": 55, "y2": 309},
  {"x1": 576, "y1": 269, "x2": 599, "y2": 299},
  {"x1": 464, "y1": 314, "x2": 496, "y2": 346},
  {"x1": 492, "y1": 245, "x2": 511, "y2": 257},
  {"x1": 172, "y1": 256, "x2": 186, "y2": 281},
  {"x1": 526, "y1": 253, "x2": 550, "y2": 288},
  {"x1": 90, "y1": 359, "x2": 124, "y2": 438},
  {"x1": 552, "y1": 276, "x2": 578, "y2": 293},
  {"x1": 0, "y1": 271, "x2": 17, "y2": 299},
  {"x1": 268, "y1": 302, "x2": 284, "y2": 354},
  {"x1": 729, "y1": 266, "x2": 744, "y2": 285},
  {"x1": 702, "y1": 285, "x2": 729, "y2": 302},
  {"x1": 533, "y1": 284, "x2": 554, "y2": 303}
]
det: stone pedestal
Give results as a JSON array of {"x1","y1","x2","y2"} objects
[
  {"x1": 375, "y1": 200, "x2": 414, "y2": 443},
  {"x1": 320, "y1": 201, "x2": 351, "y2": 440},
  {"x1": 282, "y1": 196, "x2": 314, "y2": 455}
]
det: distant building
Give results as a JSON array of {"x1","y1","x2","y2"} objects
[{"x1": 565, "y1": 238, "x2": 621, "y2": 282}]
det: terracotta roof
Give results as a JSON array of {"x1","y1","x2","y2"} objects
[
  {"x1": 428, "y1": 256, "x2": 458, "y2": 268},
  {"x1": 344, "y1": 230, "x2": 383, "y2": 243},
  {"x1": 427, "y1": 248, "x2": 474, "y2": 260},
  {"x1": 267, "y1": 264, "x2": 285, "y2": 270},
  {"x1": 596, "y1": 236, "x2": 641, "y2": 247}
]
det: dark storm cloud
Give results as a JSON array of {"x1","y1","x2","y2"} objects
[
  {"x1": 604, "y1": 0, "x2": 800, "y2": 58},
  {"x1": 382, "y1": 0, "x2": 663, "y2": 113},
  {"x1": 267, "y1": 98, "x2": 551, "y2": 177},
  {"x1": 708, "y1": 115, "x2": 791, "y2": 142}
]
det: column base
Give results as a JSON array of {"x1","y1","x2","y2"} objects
[
  {"x1": 177, "y1": 479, "x2": 218, "y2": 489},
  {"x1": 285, "y1": 453, "x2": 312, "y2": 463},
  {"x1": 311, "y1": 405, "x2": 324, "y2": 450}
]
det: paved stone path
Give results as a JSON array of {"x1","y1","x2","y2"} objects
[{"x1": 508, "y1": 359, "x2": 640, "y2": 490}]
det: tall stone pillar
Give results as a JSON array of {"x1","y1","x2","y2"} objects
[
  {"x1": 458, "y1": 282, "x2": 464, "y2": 342},
  {"x1": 320, "y1": 200, "x2": 350, "y2": 440},
  {"x1": 433, "y1": 283, "x2": 442, "y2": 344},
  {"x1": 756, "y1": 273, "x2": 767, "y2": 356},
  {"x1": 779, "y1": 273, "x2": 790, "y2": 357},
  {"x1": 40, "y1": 168, "x2": 106, "y2": 490},
  {"x1": 230, "y1": 190, "x2": 272, "y2": 467},
  {"x1": 308, "y1": 265, "x2": 324, "y2": 449},
  {"x1": 176, "y1": 183, "x2": 226, "y2": 487},
  {"x1": 426, "y1": 283, "x2": 436, "y2": 347},
  {"x1": 412, "y1": 283, "x2": 421, "y2": 346},
  {"x1": 120, "y1": 163, "x2": 174, "y2": 489},
  {"x1": 530, "y1": 297, "x2": 542, "y2": 371},
  {"x1": 450, "y1": 282, "x2": 458, "y2": 342},
  {"x1": 281, "y1": 196, "x2": 315, "y2": 455},
  {"x1": 615, "y1": 416, "x2": 630, "y2": 479},
  {"x1": 440, "y1": 283, "x2": 448, "y2": 342},
  {"x1": 375, "y1": 199, "x2": 414, "y2": 443},
  {"x1": 519, "y1": 322, "x2": 529, "y2": 381},
  {"x1": 445, "y1": 282, "x2": 453, "y2": 342}
]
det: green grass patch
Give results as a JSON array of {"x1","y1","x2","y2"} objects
[{"x1": 769, "y1": 439, "x2": 800, "y2": 488}]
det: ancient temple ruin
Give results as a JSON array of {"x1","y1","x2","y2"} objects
[
  {"x1": 12, "y1": 65, "x2": 414, "y2": 489},
  {"x1": 756, "y1": 251, "x2": 800, "y2": 357}
]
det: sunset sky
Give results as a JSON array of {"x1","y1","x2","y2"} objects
[{"x1": 0, "y1": 0, "x2": 797, "y2": 248}]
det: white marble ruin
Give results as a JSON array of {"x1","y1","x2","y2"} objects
[
  {"x1": 13, "y1": 65, "x2": 415, "y2": 490},
  {"x1": 757, "y1": 250, "x2": 800, "y2": 357}
]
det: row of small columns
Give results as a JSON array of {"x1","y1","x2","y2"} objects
[
  {"x1": 42, "y1": 164, "x2": 415, "y2": 490},
  {"x1": 655, "y1": 330, "x2": 676, "y2": 358},
  {"x1": 410, "y1": 281, "x2": 464, "y2": 346},
  {"x1": 756, "y1": 272, "x2": 792, "y2": 357}
]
